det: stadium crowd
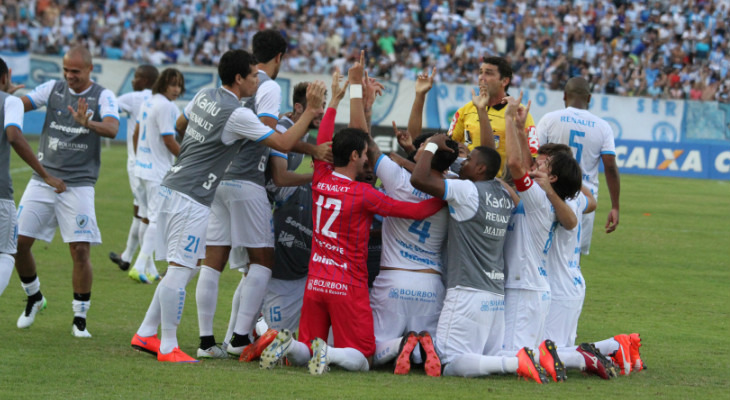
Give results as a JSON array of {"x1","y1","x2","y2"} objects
[{"x1": 2, "y1": 0, "x2": 730, "y2": 101}]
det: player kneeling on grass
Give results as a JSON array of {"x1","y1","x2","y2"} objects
[{"x1": 259, "y1": 60, "x2": 445, "y2": 375}]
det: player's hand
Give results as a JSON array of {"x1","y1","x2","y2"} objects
[
  {"x1": 605, "y1": 208, "x2": 619, "y2": 233},
  {"x1": 530, "y1": 169, "x2": 554, "y2": 195},
  {"x1": 313, "y1": 141, "x2": 333, "y2": 163},
  {"x1": 44, "y1": 175, "x2": 66, "y2": 194},
  {"x1": 69, "y1": 98, "x2": 92, "y2": 129},
  {"x1": 393, "y1": 121, "x2": 415, "y2": 153},
  {"x1": 415, "y1": 67, "x2": 436, "y2": 96},
  {"x1": 348, "y1": 50, "x2": 365, "y2": 84},
  {"x1": 328, "y1": 68, "x2": 349, "y2": 109},
  {"x1": 6, "y1": 69, "x2": 25, "y2": 94},
  {"x1": 472, "y1": 87, "x2": 490, "y2": 110},
  {"x1": 305, "y1": 80, "x2": 327, "y2": 114},
  {"x1": 426, "y1": 133, "x2": 454, "y2": 153},
  {"x1": 363, "y1": 71, "x2": 385, "y2": 114}
]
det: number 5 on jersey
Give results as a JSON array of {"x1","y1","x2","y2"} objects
[{"x1": 314, "y1": 195, "x2": 341, "y2": 239}]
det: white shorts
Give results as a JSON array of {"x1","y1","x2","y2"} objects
[
  {"x1": 136, "y1": 178, "x2": 162, "y2": 222},
  {"x1": 435, "y1": 287, "x2": 505, "y2": 364},
  {"x1": 0, "y1": 199, "x2": 18, "y2": 254},
  {"x1": 581, "y1": 211, "x2": 595, "y2": 255},
  {"x1": 127, "y1": 159, "x2": 142, "y2": 207},
  {"x1": 17, "y1": 180, "x2": 101, "y2": 245},
  {"x1": 155, "y1": 187, "x2": 209, "y2": 268},
  {"x1": 262, "y1": 277, "x2": 307, "y2": 332},
  {"x1": 370, "y1": 270, "x2": 444, "y2": 342},
  {"x1": 544, "y1": 296, "x2": 584, "y2": 348},
  {"x1": 206, "y1": 180, "x2": 273, "y2": 248},
  {"x1": 502, "y1": 288, "x2": 551, "y2": 353}
]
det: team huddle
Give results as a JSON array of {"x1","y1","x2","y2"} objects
[{"x1": 0, "y1": 29, "x2": 645, "y2": 381}]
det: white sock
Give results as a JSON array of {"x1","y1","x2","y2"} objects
[
  {"x1": 282, "y1": 340, "x2": 309, "y2": 366},
  {"x1": 373, "y1": 337, "x2": 403, "y2": 366},
  {"x1": 558, "y1": 348, "x2": 586, "y2": 370},
  {"x1": 137, "y1": 286, "x2": 161, "y2": 337},
  {"x1": 328, "y1": 346, "x2": 369, "y2": 371},
  {"x1": 132, "y1": 252, "x2": 149, "y2": 274},
  {"x1": 196, "y1": 266, "x2": 220, "y2": 337},
  {"x1": 138, "y1": 220, "x2": 148, "y2": 249},
  {"x1": 443, "y1": 354, "x2": 516, "y2": 377},
  {"x1": 158, "y1": 266, "x2": 192, "y2": 354},
  {"x1": 224, "y1": 272, "x2": 246, "y2": 346},
  {"x1": 233, "y1": 264, "x2": 271, "y2": 336},
  {"x1": 139, "y1": 221, "x2": 157, "y2": 262},
  {"x1": 594, "y1": 338, "x2": 619, "y2": 356},
  {"x1": 72, "y1": 299, "x2": 91, "y2": 318},
  {"x1": 0, "y1": 253, "x2": 14, "y2": 296},
  {"x1": 20, "y1": 275, "x2": 40, "y2": 296},
  {"x1": 121, "y1": 217, "x2": 141, "y2": 262}
]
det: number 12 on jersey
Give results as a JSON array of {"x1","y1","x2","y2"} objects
[{"x1": 314, "y1": 195, "x2": 342, "y2": 239}]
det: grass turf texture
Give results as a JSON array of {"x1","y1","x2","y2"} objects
[{"x1": 1, "y1": 140, "x2": 728, "y2": 399}]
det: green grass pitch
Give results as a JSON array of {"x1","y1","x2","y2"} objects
[{"x1": 1, "y1": 140, "x2": 728, "y2": 399}]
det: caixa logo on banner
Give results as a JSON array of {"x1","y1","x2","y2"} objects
[{"x1": 609, "y1": 140, "x2": 730, "y2": 180}]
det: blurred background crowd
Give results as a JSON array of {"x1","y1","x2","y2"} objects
[{"x1": 1, "y1": 0, "x2": 729, "y2": 102}]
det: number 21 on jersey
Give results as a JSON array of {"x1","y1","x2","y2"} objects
[{"x1": 314, "y1": 195, "x2": 341, "y2": 239}]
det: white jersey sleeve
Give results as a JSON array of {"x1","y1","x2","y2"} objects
[
  {"x1": 4, "y1": 96, "x2": 24, "y2": 130},
  {"x1": 98, "y1": 89, "x2": 120, "y2": 121},
  {"x1": 117, "y1": 92, "x2": 138, "y2": 114},
  {"x1": 159, "y1": 100, "x2": 181, "y2": 136},
  {"x1": 255, "y1": 80, "x2": 281, "y2": 120},
  {"x1": 373, "y1": 154, "x2": 410, "y2": 196},
  {"x1": 24, "y1": 80, "x2": 56, "y2": 109},
  {"x1": 443, "y1": 178, "x2": 479, "y2": 222},
  {"x1": 221, "y1": 107, "x2": 275, "y2": 145}
]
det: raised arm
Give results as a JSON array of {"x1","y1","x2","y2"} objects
[
  {"x1": 362, "y1": 71, "x2": 385, "y2": 133},
  {"x1": 407, "y1": 67, "x2": 435, "y2": 140},
  {"x1": 504, "y1": 93, "x2": 527, "y2": 179},
  {"x1": 261, "y1": 81, "x2": 326, "y2": 153},
  {"x1": 472, "y1": 88, "x2": 494, "y2": 149},
  {"x1": 532, "y1": 169, "x2": 577, "y2": 230},
  {"x1": 69, "y1": 98, "x2": 120, "y2": 138},
  {"x1": 348, "y1": 51, "x2": 367, "y2": 132},
  {"x1": 602, "y1": 153, "x2": 620, "y2": 233},
  {"x1": 410, "y1": 134, "x2": 452, "y2": 199},
  {"x1": 268, "y1": 155, "x2": 313, "y2": 187}
]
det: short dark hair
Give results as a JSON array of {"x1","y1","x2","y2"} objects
[
  {"x1": 482, "y1": 56, "x2": 513, "y2": 92},
  {"x1": 252, "y1": 29, "x2": 288, "y2": 64},
  {"x1": 137, "y1": 65, "x2": 159, "y2": 89},
  {"x1": 431, "y1": 139, "x2": 460, "y2": 172},
  {"x1": 537, "y1": 143, "x2": 572, "y2": 157},
  {"x1": 0, "y1": 57, "x2": 7, "y2": 82},
  {"x1": 292, "y1": 81, "x2": 309, "y2": 108},
  {"x1": 332, "y1": 128, "x2": 369, "y2": 167},
  {"x1": 548, "y1": 151, "x2": 582, "y2": 201},
  {"x1": 218, "y1": 50, "x2": 256, "y2": 86},
  {"x1": 472, "y1": 146, "x2": 501, "y2": 180},
  {"x1": 152, "y1": 68, "x2": 185, "y2": 95}
]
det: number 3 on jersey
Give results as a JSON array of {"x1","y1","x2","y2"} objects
[{"x1": 314, "y1": 195, "x2": 341, "y2": 239}]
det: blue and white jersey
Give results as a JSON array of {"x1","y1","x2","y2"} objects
[
  {"x1": 536, "y1": 107, "x2": 616, "y2": 195},
  {"x1": 546, "y1": 193, "x2": 588, "y2": 299},
  {"x1": 117, "y1": 89, "x2": 152, "y2": 168},
  {"x1": 374, "y1": 154, "x2": 448, "y2": 273},
  {"x1": 134, "y1": 93, "x2": 181, "y2": 183}
]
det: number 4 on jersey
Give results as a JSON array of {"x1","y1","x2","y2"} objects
[{"x1": 408, "y1": 220, "x2": 431, "y2": 243}]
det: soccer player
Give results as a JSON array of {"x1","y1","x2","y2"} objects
[
  {"x1": 127, "y1": 68, "x2": 185, "y2": 283},
  {"x1": 130, "y1": 49, "x2": 327, "y2": 362},
  {"x1": 408, "y1": 133, "x2": 548, "y2": 382},
  {"x1": 500, "y1": 93, "x2": 583, "y2": 381},
  {"x1": 109, "y1": 65, "x2": 159, "y2": 272},
  {"x1": 0, "y1": 58, "x2": 65, "y2": 297},
  {"x1": 260, "y1": 62, "x2": 445, "y2": 375},
  {"x1": 536, "y1": 77, "x2": 620, "y2": 254},
  {"x1": 447, "y1": 56, "x2": 537, "y2": 177},
  {"x1": 13, "y1": 46, "x2": 119, "y2": 337}
]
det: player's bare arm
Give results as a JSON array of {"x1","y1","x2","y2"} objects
[
  {"x1": 410, "y1": 134, "x2": 453, "y2": 199},
  {"x1": 5, "y1": 68, "x2": 25, "y2": 95},
  {"x1": 268, "y1": 155, "x2": 312, "y2": 187},
  {"x1": 472, "y1": 88, "x2": 495, "y2": 149},
  {"x1": 602, "y1": 153, "x2": 620, "y2": 233},
  {"x1": 496, "y1": 177, "x2": 520, "y2": 205},
  {"x1": 581, "y1": 185, "x2": 597, "y2": 214},
  {"x1": 389, "y1": 152, "x2": 416, "y2": 172},
  {"x1": 262, "y1": 80, "x2": 326, "y2": 153},
  {"x1": 531, "y1": 169, "x2": 578, "y2": 230},
  {"x1": 162, "y1": 134, "x2": 180, "y2": 157},
  {"x1": 394, "y1": 122, "x2": 416, "y2": 154},
  {"x1": 291, "y1": 140, "x2": 333, "y2": 163},
  {"x1": 408, "y1": 67, "x2": 435, "y2": 140},
  {"x1": 328, "y1": 68, "x2": 349, "y2": 111},
  {"x1": 6, "y1": 125, "x2": 66, "y2": 193},
  {"x1": 68, "y1": 98, "x2": 119, "y2": 138},
  {"x1": 362, "y1": 71, "x2": 384, "y2": 132},
  {"x1": 348, "y1": 50, "x2": 367, "y2": 132},
  {"x1": 132, "y1": 123, "x2": 140, "y2": 154},
  {"x1": 505, "y1": 93, "x2": 527, "y2": 179},
  {"x1": 512, "y1": 94, "x2": 534, "y2": 171},
  {"x1": 175, "y1": 113, "x2": 188, "y2": 138}
]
